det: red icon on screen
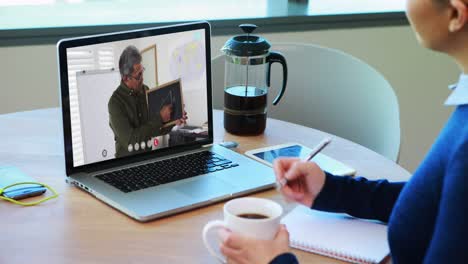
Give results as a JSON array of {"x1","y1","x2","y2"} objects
[{"x1": 153, "y1": 138, "x2": 159, "y2": 147}]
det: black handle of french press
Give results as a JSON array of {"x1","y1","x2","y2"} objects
[
  {"x1": 267, "y1": 51, "x2": 288, "y2": 105},
  {"x1": 239, "y1": 24, "x2": 257, "y2": 34}
]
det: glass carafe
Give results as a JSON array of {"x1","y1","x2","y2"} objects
[{"x1": 222, "y1": 24, "x2": 287, "y2": 135}]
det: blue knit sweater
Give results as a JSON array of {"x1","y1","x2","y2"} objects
[{"x1": 271, "y1": 105, "x2": 468, "y2": 264}]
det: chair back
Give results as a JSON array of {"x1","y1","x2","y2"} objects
[{"x1": 212, "y1": 43, "x2": 400, "y2": 162}]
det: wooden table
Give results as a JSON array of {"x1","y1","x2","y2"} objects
[{"x1": 0, "y1": 108, "x2": 410, "y2": 264}]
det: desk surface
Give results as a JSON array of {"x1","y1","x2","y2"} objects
[{"x1": 0, "y1": 108, "x2": 410, "y2": 264}]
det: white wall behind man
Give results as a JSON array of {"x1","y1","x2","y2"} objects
[{"x1": 0, "y1": 25, "x2": 459, "y2": 173}]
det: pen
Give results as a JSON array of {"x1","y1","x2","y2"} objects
[{"x1": 277, "y1": 137, "x2": 332, "y2": 189}]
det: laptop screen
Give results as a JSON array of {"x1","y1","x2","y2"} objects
[{"x1": 59, "y1": 23, "x2": 212, "y2": 169}]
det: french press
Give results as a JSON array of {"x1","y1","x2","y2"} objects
[{"x1": 221, "y1": 24, "x2": 288, "y2": 135}]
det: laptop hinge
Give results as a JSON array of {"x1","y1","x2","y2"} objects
[{"x1": 202, "y1": 143, "x2": 214, "y2": 148}]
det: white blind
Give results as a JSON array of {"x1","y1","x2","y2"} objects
[{"x1": 67, "y1": 46, "x2": 116, "y2": 166}]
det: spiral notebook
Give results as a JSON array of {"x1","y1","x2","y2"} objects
[{"x1": 281, "y1": 205, "x2": 389, "y2": 264}]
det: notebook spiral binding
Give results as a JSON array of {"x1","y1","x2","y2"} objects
[{"x1": 292, "y1": 240, "x2": 376, "y2": 264}]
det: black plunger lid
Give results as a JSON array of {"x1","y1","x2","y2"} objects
[{"x1": 221, "y1": 24, "x2": 271, "y2": 57}]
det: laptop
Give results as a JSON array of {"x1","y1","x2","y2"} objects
[{"x1": 57, "y1": 21, "x2": 275, "y2": 222}]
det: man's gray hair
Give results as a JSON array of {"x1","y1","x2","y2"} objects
[{"x1": 119, "y1": 45, "x2": 142, "y2": 78}]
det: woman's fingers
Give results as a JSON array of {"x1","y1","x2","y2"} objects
[
  {"x1": 276, "y1": 225, "x2": 290, "y2": 244},
  {"x1": 283, "y1": 161, "x2": 308, "y2": 182},
  {"x1": 273, "y1": 158, "x2": 300, "y2": 182},
  {"x1": 220, "y1": 244, "x2": 243, "y2": 263},
  {"x1": 281, "y1": 183, "x2": 305, "y2": 201},
  {"x1": 219, "y1": 228, "x2": 247, "y2": 250}
]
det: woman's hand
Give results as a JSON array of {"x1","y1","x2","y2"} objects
[
  {"x1": 219, "y1": 225, "x2": 291, "y2": 264},
  {"x1": 274, "y1": 158, "x2": 326, "y2": 207}
]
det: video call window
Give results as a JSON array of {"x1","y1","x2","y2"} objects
[{"x1": 66, "y1": 29, "x2": 208, "y2": 166}]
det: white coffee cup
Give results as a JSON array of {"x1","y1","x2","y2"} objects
[{"x1": 202, "y1": 197, "x2": 283, "y2": 263}]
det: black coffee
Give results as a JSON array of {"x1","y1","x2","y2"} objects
[
  {"x1": 237, "y1": 213, "x2": 269, "y2": 219},
  {"x1": 224, "y1": 86, "x2": 267, "y2": 135}
]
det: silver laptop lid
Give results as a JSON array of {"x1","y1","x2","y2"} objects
[{"x1": 57, "y1": 22, "x2": 213, "y2": 176}]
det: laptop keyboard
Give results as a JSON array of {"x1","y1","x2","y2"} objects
[{"x1": 95, "y1": 151, "x2": 239, "y2": 193}]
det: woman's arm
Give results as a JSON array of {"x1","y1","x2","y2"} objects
[
  {"x1": 313, "y1": 173, "x2": 406, "y2": 222},
  {"x1": 269, "y1": 253, "x2": 299, "y2": 264}
]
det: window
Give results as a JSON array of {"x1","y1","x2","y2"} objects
[
  {"x1": 67, "y1": 45, "x2": 116, "y2": 166},
  {"x1": 0, "y1": 0, "x2": 404, "y2": 31}
]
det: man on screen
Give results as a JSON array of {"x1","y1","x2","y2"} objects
[{"x1": 108, "y1": 45, "x2": 187, "y2": 158}]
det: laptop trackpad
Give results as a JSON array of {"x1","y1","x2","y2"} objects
[{"x1": 173, "y1": 176, "x2": 235, "y2": 200}]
